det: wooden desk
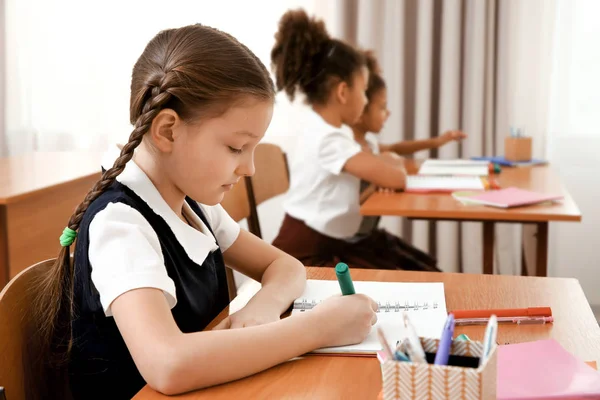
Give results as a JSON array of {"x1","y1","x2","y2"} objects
[
  {"x1": 0, "y1": 152, "x2": 102, "y2": 287},
  {"x1": 360, "y1": 161, "x2": 581, "y2": 276},
  {"x1": 134, "y1": 267, "x2": 600, "y2": 400}
]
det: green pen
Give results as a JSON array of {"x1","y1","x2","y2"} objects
[
  {"x1": 335, "y1": 262, "x2": 355, "y2": 295},
  {"x1": 455, "y1": 334, "x2": 471, "y2": 341}
]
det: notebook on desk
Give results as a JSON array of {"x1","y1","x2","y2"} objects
[
  {"x1": 292, "y1": 280, "x2": 448, "y2": 354},
  {"x1": 405, "y1": 175, "x2": 488, "y2": 193},
  {"x1": 453, "y1": 187, "x2": 563, "y2": 208},
  {"x1": 418, "y1": 159, "x2": 491, "y2": 176},
  {"x1": 497, "y1": 339, "x2": 600, "y2": 399}
]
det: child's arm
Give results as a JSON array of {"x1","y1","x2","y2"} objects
[
  {"x1": 111, "y1": 286, "x2": 377, "y2": 395},
  {"x1": 343, "y1": 151, "x2": 407, "y2": 189},
  {"x1": 219, "y1": 230, "x2": 306, "y2": 328},
  {"x1": 379, "y1": 130, "x2": 467, "y2": 155}
]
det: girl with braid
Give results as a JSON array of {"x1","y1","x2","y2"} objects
[{"x1": 32, "y1": 24, "x2": 378, "y2": 400}]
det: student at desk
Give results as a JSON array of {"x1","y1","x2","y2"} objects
[
  {"x1": 30, "y1": 24, "x2": 378, "y2": 400},
  {"x1": 270, "y1": 10, "x2": 439, "y2": 272}
]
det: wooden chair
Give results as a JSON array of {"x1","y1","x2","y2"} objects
[
  {"x1": 219, "y1": 178, "x2": 255, "y2": 301},
  {"x1": 0, "y1": 259, "x2": 55, "y2": 400},
  {"x1": 245, "y1": 143, "x2": 290, "y2": 239}
]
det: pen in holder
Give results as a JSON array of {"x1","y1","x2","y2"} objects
[
  {"x1": 381, "y1": 337, "x2": 497, "y2": 400},
  {"x1": 505, "y1": 127, "x2": 532, "y2": 162}
]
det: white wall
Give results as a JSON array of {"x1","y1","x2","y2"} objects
[{"x1": 547, "y1": 137, "x2": 600, "y2": 306}]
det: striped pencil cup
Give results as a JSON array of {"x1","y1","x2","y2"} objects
[{"x1": 382, "y1": 337, "x2": 497, "y2": 400}]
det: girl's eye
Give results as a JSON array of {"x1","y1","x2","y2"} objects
[{"x1": 228, "y1": 146, "x2": 243, "y2": 154}]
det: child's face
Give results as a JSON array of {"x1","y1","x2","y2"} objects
[
  {"x1": 361, "y1": 88, "x2": 390, "y2": 134},
  {"x1": 341, "y1": 67, "x2": 369, "y2": 126},
  {"x1": 167, "y1": 99, "x2": 273, "y2": 205}
]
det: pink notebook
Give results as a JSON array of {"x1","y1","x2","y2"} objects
[
  {"x1": 498, "y1": 339, "x2": 600, "y2": 399},
  {"x1": 459, "y1": 187, "x2": 563, "y2": 208}
]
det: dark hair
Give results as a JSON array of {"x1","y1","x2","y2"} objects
[
  {"x1": 271, "y1": 9, "x2": 366, "y2": 104},
  {"x1": 32, "y1": 23, "x2": 275, "y2": 390},
  {"x1": 363, "y1": 50, "x2": 386, "y2": 104}
]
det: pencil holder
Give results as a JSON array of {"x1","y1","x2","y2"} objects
[
  {"x1": 381, "y1": 337, "x2": 497, "y2": 400},
  {"x1": 505, "y1": 136, "x2": 532, "y2": 162}
]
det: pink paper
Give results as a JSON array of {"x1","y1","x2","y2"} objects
[
  {"x1": 498, "y1": 339, "x2": 600, "y2": 399},
  {"x1": 468, "y1": 187, "x2": 563, "y2": 208}
]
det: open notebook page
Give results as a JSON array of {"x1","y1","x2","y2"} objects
[
  {"x1": 406, "y1": 175, "x2": 485, "y2": 191},
  {"x1": 418, "y1": 159, "x2": 490, "y2": 176},
  {"x1": 291, "y1": 280, "x2": 448, "y2": 354}
]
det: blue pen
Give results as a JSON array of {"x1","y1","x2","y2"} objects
[{"x1": 434, "y1": 313, "x2": 455, "y2": 365}]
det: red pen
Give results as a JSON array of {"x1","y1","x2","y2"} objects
[
  {"x1": 452, "y1": 307, "x2": 552, "y2": 319},
  {"x1": 455, "y1": 316, "x2": 554, "y2": 326}
]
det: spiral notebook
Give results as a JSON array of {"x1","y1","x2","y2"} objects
[{"x1": 292, "y1": 280, "x2": 448, "y2": 355}]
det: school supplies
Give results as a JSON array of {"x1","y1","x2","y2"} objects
[
  {"x1": 393, "y1": 349, "x2": 410, "y2": 362},
  {"x1": 402, "y1": 313, "x2": 427, "y2": 363},
  {"x1": 471, "y1": 156, "x2": 547, "y2": 167},
  {"x1": 455, "y1": 334, "x2": 470, "y2": 341},
  {"x1": 480, "y1": 315, "x2": 497, "y2": 367},
  {"x1": 505, "y1": 136, "x2": 532, "y2": 162},
  {"x1": 405, "y1": 175, "x2": 496, "y2": 193},
  {"x1": 452, "y1": 307, "x2": 552, "y2": 319},
  {"x1": 497, "y1": 339, "x2": 600, "y2": 399},
  {"x1": 383, "y1": 336, "x2": 498, "y2": 399},
  {"x1": 376, "y1": 326, "x2": 394, "y2": 361},
  {"x1": 456, "y1": 316, "x2": 553, "y2": 325},
  {"x1": 452, "y1": 187, "x2": 563, "y2": 208},
  {"x1": 433, "y1": 313, "x2": 455, "y2": 365},
  {"x1": 418, "y1": 159, "x2": 492, "y2": 176},
  {"x1": 335, "y1": 262, "x2": 355, "y2": 295},
  {"x1": 291, "y1": 280, "x2": 448, "y2": 354}
]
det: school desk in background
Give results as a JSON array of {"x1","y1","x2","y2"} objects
[
  {"x1": 360, "y1": 159, "x2": 580, "y2": 276},
  {"x1": 0, "y1": 152, "x2": 103, "y2": 288}
]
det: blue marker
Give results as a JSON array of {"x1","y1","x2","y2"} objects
[
  {"x1": 394, "y1": 350, "x2": 410, "y2": 362},
  {"x1": 434, "y1": 314, "x2": 455, "y2": 365}
]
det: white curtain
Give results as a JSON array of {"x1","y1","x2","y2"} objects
[
  {"x1": 545, "y1": 0, "x2": 600, "y2": 309},
  {"x1": 4, "y1": 0, "x2": 317, "y2": 157}
]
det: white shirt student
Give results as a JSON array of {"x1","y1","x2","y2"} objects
[{"x1": 284, "y1": 110, "x2": 365, "y2": 239}]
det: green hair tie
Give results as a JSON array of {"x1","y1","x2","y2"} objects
[{"x1": 59, "y1": 227, "x2": 77, "y2": 247}]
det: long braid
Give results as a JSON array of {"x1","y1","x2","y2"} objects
[
  {"x1": 32, "y1": 75, "x2": 175, "y2": 391},
  {"x1": 67, "y1": 86, "x2": 172, "y2": 231}
]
